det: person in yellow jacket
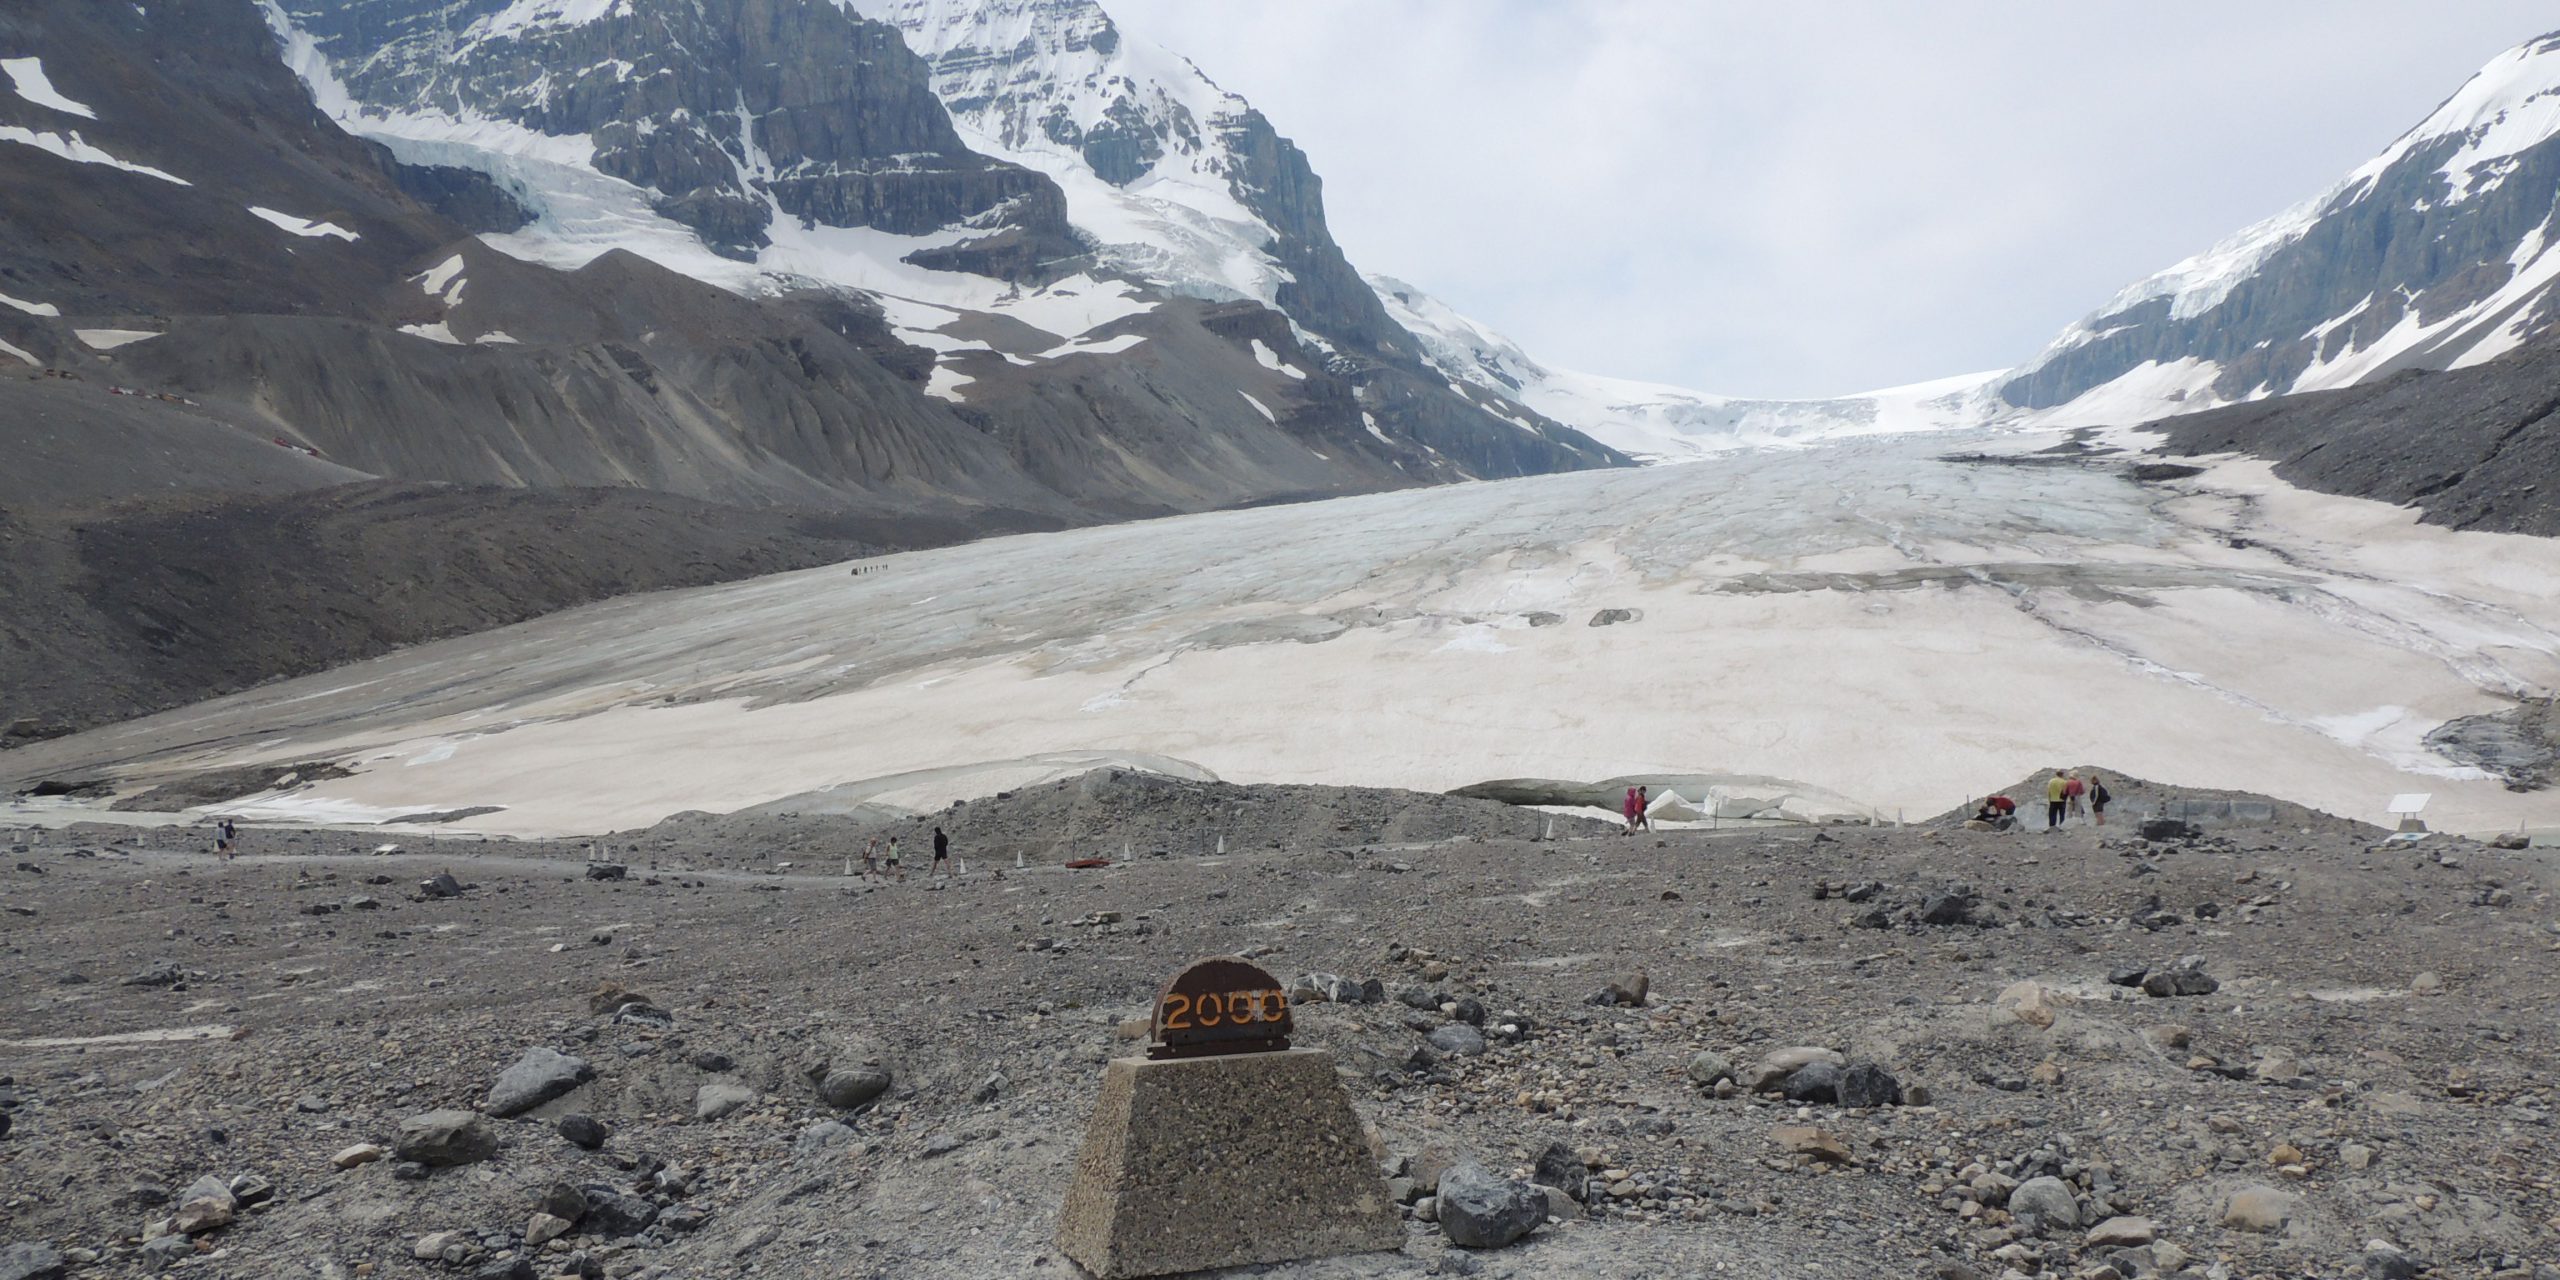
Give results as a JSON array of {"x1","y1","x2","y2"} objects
[{"x1": 2044, "y1": 771, "x2": 2071, "y2": 829}]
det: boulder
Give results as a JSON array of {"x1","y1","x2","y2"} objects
[
  {"x1": 485, "y1": 1047, "x2": 593, "y2": 1118},
  {"x1": 525, "y1": 1213, "x2": 574, "y2": 1245},
  {"x1": 820, "y1": 1066, "x2": 893, "y2": 1110},
  {"x1": 1436, "y1": 1161, "x2": 1545, "y2": 1248},
  {"x1": 396, "y1": 1110, "x2": 498, "y2": 1167},
  {"x1": 2009, "y1": 1175, "x2": 2079, "y2": 1235},
  {"x1": 584, "y1": 863, "x2": 627, "y2": 881}
]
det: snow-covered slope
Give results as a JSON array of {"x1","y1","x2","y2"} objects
[
  {"x1": 1370, "y1": 274, "x2": 2003, "y2": 460},
  {"x1": 2003, "y1": 30, "x2": 2560, "y2": 422}
]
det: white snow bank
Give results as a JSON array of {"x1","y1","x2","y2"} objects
[
  {"x1": 249, "y1": 206, "x2": 360, "y2": 241},
  {"x1": 1238, "y1": 390, "x2": 1275, "y2": 422},
  {"x1": 1251, "y1": 338, "x2": 1306, "y2": 379},
  {"x1": 0, "y1": 288, "x2": 58, "y2": 317},
  {"x1": 2, "y1": 57, "x2": 95, "y2": 119},
  {"x1": 396, "y1": 322, "x2": 463, "y2": 345},
  {"x1": 0, "y1": 336, "x2": 36, "y2": 366},
  {"x1": 75, "y1": 328, "x2": 160, "y2": 350},
  {"x1": 0, "y1": 126, "x2": 187, "y2": 184}
]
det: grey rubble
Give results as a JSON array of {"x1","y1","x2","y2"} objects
[{"x1": 0, "y1": 776, "x2": 2552, "y2": 1279}]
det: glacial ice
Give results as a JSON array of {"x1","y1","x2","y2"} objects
[{"x1": 17, "y1": 429, "x2": 2560, "y2": 840}]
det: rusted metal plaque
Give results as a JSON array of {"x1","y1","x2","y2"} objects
[{"x1": 1147, "y1": 956, "x2": 1293, "y2": 1059}]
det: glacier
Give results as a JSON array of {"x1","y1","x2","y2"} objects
[{"x1": 13, "y1": 429, "x2": 2558, "y2": 839}]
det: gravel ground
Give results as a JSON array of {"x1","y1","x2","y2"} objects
[{"x1": 0, "y1": 781, "x2": 2554, "y2": 1280}]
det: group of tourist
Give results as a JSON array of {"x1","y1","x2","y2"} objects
[
  {"x1": 1968, "y1": 769, "x2": 2112, "y2": 831},
  {"x1": 856, "y1": 826, "x2": 954, "y2": 881}
]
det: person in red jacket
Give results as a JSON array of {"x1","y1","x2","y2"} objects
[{"x1": 2064, "y1": 771, "x2": 2088, "y2": 822}]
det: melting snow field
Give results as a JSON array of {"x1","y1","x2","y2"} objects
[{"x1": 14, "y1": 431, "x2": 2560, "y2": 837}]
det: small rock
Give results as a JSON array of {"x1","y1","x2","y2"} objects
[
  {"x1": 1529, "y1": 1141, "x2": 1587, "y2": 1202},
  {"x1": 820, "y1": 1066, "x2": 893, "y2": 1110},
  {"x1": 2342, "y1": 1142, "x2": 2375, "y2": 1170},
  {"x1": 332, "y1": 1143, "x2": 386, "y2": 1170},
  {"x1": 2084, "y1": 1216, "x2": 2156, "y2": 1247},
  {"x1": 1836, "y1": 1061, "x2": 1902, "y2": 1108},
  {"x1": 795, "y1": 1121, "x2": 856, "y2": 1153},
  {"x1": 0, "y1": 1244, "x2": 64, "y2": 1280},
  {"x1": 1426, "y1": 1023, "x2": 1488, "y2": 1057},
  {"x1": 396, "y1": 1110, "x2": 498, "y2": 1168},
  {"x1": 412, "y1": 1230, "x2": 466, "y2": 1260},
  {"x1": 556, "y1": 1113, "x2": 610, "y2": 1149},
  {"x1": 2141, "y1": 965, "x2": 2219, "y2": 998},
  {"x1": 2221, "y1": 1184, "x2": 2299, "y2": 1234},
  {"x1": 577, "y1": 1188, "x2": 657, "y2": 1237},
  {"x1": 1684, "y1": 1051, "x2": 1734, "y2": 1087},
  {"x1": 693, "y1": 1082, "x2": 755, "y2": 1121},
  {"x1": 525, "y1": 1213, "x2": 574, "y2": 1246},
  {"x1": 485, "y1": 1047, "x2": 593, "y2": 1118},
  {"x1": 1770, "y1": 1125, "x2": 1851, "y2": 1164},
  {"x1": 1781, "y1": 1060, "x2": 1842, "y2": 1104}
]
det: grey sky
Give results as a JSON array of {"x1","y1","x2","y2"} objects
[{"x1": 1104, "y1": 2, "x2": 2559, "y2": 399}]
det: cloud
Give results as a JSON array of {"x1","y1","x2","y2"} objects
[{"x1": 1104, "y1": 1, "x2": 2559, "y2": 397}]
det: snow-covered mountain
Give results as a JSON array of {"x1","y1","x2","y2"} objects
[
  {"x1": 1387, "y1": 28, "x2": 2560, "y2": 458},
  {"x1": 260, "y1": 0, "x2": 1617, "y2": 481},
  {"x1": 2003, "y1": 31, "x2": 2560, "y2": 424},
  {"x1": 1370, "y1": 273, "x2": 2004, "y2": 460}
]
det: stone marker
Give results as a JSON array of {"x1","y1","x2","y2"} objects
[{"x1": 1058, "y1": 957, "x2": 1402, "y2": 1278}]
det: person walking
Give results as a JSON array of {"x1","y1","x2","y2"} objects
[
  {"x1": 931, "y1": 826, "x2": 951, "y2": 877},
  {"x1": 883, "y1": 835, "x2": 904, "y2": 883},
  {"x1": 1621, "y1": 786, "x2": 1642, "y2": 835},
  {"x1": 2044, "y1": 771, "x2": 2069, "y2": 829},
  {"x1": 2087, "y1": 773, "x2": 2112, "y2": 826},
  {"x1": 1633, "y1": 786, "x2": 1653, "y2": 832},
  {"x1": 215, "y1": 817, "x2": 238, "y2": 861},
  {"x1": 860, "y1": 836, "x2": 880, "y2": 879}
]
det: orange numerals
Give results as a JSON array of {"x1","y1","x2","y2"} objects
[{"x1": 1161, "y1": 987, "x2": 1289, "y2": 1032}]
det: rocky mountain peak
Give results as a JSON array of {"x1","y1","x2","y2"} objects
[{"x1": 278, "y1": 0, "x2": 1078, "y2": 265}]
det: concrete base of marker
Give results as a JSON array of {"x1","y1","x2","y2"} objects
[{"x1": 1057, "y1": 1048, "x2": 1402, "y2": 1278}]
